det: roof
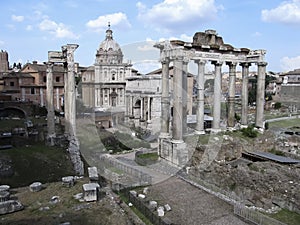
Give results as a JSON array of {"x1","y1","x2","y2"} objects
[
  {"x1": 3, "y1": 71, "x2": 34, "y2": 78},
  {"x1": 280, "y1": 68, "x2": 300, "y2": 76},
  {"x1": 22, "y1": 62, "x2": 65, "y2": 73},
  {"x1": 247, "y1": 151, "x2": 300, "y2": 164}
]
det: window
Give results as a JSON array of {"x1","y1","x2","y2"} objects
[
  {"x1": 10, "y1": 81, "x2": 14, "y2": 87},
  {"x1": 56, "y1": 77, "x2": 60, "y2": 82},
  {"x1": 31, "y1": 88, "x2": 35, "y2": 95},
  {"x1": 112, "y1": 74, "x2": 115, "y2": 81},
  {"x1": 43, "y1": 76, "x2": 46, "y2": 82}
]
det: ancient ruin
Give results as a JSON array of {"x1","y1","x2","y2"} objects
[{"x1": 155, "y1": 30, "x2": 268, "y2": 166}]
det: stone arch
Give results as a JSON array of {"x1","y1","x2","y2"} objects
[
  {"x1": 133, "y1": 99, "x2": 141, "y2": 119},
  {"x1": 1, "y1": 106, "x2": 27, "y2": 118}
]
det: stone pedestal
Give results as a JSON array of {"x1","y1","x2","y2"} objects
[{"x1": 158, "y1": 137, "x2": 188, "y2": 167}]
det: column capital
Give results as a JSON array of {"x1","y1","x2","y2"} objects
[
  {"x1": 160, "y1": 57, "x2": 170, "y2": 64},
  {"x1": 240, "y1": 62, "x2": 251, "y2": 67},
  {"x1": 211, "y1": 60, "x2": 223, "y2": 66},
  {"x1": 193, "y1": 59, "x2": 207, "y2": 65},
  {"x1": 226, "y1": 61, "x2": 237, "y2": 67},
  {"x1": 257, "y1": 61, "x2": 268, "y2": 67}
]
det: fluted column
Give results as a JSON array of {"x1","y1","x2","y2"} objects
[
  {"x1": 227, "y1": 62, "x2": 237, "y2": 128},
  {"x1": 240, "y1": 63, "x2": 250, "y2": 125},
  {"x1": 173, "y1": 57, "x2": 184, "y2": 141},
  {"x1": 212, "y1": 61, "x2": 223, "y2": 131},
  {"x1": 160, "y1": 58, "x2": 170, "y2": 136},
  {"x1": 182, "y1": 58, "x2": 188, "y2": 135},
  {"x1": 256, "y1": 62, "x2": 267, "y2": 128},
  {"x1": 194, "y1": 59, "x2": 206, "y2": 134},
  {"x1": 46, "y1": 62, "x2": 55, "y2": 139}
]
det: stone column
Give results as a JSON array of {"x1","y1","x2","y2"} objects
[
  {"x1": 140, "y1": 97, "x2": 144, "y2": 120},
  {"x1": 160, "y1": 58, "x2": 170, "y2": 136},
  {"x1": 40, "y1": 88, "x2": 44, "y2": 107},
  {"x1": 240, "y1": 63, "x2": 250, "y2": 126},
  {"x1": 147, "y1": 96, "x2": 151, "y2": 122},
  {"x1": 255, "y1": 62, "x2": 267, "y2": 128},
  {"x1": 194, "y1": 60, "x2": 206, "y2": 134},
  {"x1": 46, "y1": 62, "x2": 55, "y2": 142},
  {"x1": 227, "y1": 62, "x2": 237, "y2": 128},
  {"x1": 212, "y1": 61, "x2": 223, "y2": 131},
  {"x1": 63, "y1": 62, "x2": 69, "y2": 135},
  {"x1": 173, "y1": 57, "x2": 184, "y2": 141},
  {"x1": 62, "y1": 44, "x2": 79, "y2": 138},
  {"x1": 182, "y1": 58, "x2": 188, "y2": 135}
]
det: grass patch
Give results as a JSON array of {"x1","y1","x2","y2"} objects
[
  {"x1": 0, "y1": 142, "x2": 74, "y2": 188},
  {"x1": 269, "y1": 118, "x2": 300, "y2": 129},
  {"x1": 268, "y1": 209, "x2": 300, "y2": 225},
  {"x1": 137, "y1": 152, "x2": 158, "y2": 160}
]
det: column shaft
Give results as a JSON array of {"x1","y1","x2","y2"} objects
[
  {"x1": 195, "y1": 60, "x2": 206, "y2": 133},
  {"x1": 173, "y1": 59, "x2": 183, "y2": 140},
  {"x1": 46, "y1": 62, "x2": 55, "y2": 137},
  {"x1": 160, "y1": 58, "x2": 170, "y2": 135},
  {"x1": 227, "y1": 62, "x2": 237, "y2": 127},
  {"x1": 255, "y1": 62, "x2": 267, "y2": 128},
  {"x1": 182, "y1": 59, "x2": 188, "y2": 134},
  {"x1": 212, "y1": 61, "x2": 222, "y2": 130},
  {"x1": 241, "y1": 63, "x2": 250, "y2": 125}
]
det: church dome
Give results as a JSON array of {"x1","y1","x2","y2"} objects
[
  {"x1": 98, "y1": 27, "x2": 121, "y2": 52},
  {"x1": 96, "y1": 25, "x2": 123, "y2": 64}
]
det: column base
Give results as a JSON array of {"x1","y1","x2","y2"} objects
[
  {"x1": 210, "y1": 128, "x2": 222, "y2": 133},
  {"x1": 194, "y1": 130, "x2": 206, "y2": 135}
]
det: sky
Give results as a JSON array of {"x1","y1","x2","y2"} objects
[{"x1": 1, "y1": 0, "x2": 300, "y2": 74}]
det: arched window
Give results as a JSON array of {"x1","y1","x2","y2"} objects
[{"x1": 112, "y1": 74, "x2": 115, "y2": 81}]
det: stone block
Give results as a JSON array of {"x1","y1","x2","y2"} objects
[
  {"x1": 62, "y1": 176, "x2": 75, "y2": 187},
  {"x1": 149, "y1": 200, "x2": 157, "y2": 210},
  {"x1": 138, "y1": 194, "x2": 146, "y2": 199},
  {"x1": 0, "y1": 191, "x2": 10, "y2": 202},
  {"x1": 29, "y1": 182, "x2": 42, "y2": 192},
  {"x1": 129, "y1": 190, "x2": 137, "y2": 197},
  {"x1": 164, "y1": 203, "x2": 171, "y2": 211},
  {"x1": 0, "y1": 185, "x2": 10, "y2": 193},
  {"x1": 157, "y1": 206, "x2": 165, "y2": 217},
  {"x1": 88, "y1": 166, "x2": 99, "y2": 182},
  {"x1": 82, "y1": 183, "x2": 100, "y2": 202},
  {"x1": 0, "y1": 200, "x2": 23, "y2": 215}
]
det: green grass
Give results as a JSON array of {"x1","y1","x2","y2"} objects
[
  {"x1": 268, "y1": 118, "x2": 300, "y2": 128},
  {"x1": 0, "y1": 142, "x2": 74, "y2": 188},
  {"x1": 136, "y1": 152, "x2": 158, "y2": 160},
  {"x1": 268, "y1": 209, "x2": 300, "y2": 225}
]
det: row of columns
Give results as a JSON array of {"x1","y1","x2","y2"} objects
[
  {"x1": 126, "y1": 95, "x2": 152, "y2": 121},
  {"x1": 160, "y1": 57, "x2": 268, "y2": 141}
]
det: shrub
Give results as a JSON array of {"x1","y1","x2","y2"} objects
[{"x1": 241, "y1": 126, "x2": 258, "y2": 138}]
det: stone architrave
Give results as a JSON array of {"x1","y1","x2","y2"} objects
[
  {"x1": 240, "y1": 63, "x2": 250, "y2": 126},
  {"x1": 255, "y1": 62, "x2": 267, "y2": 128},
  {"x1": 212, "y1": 61, "x2": 223, "y2": 131},
  {"x1": 227, "y1": 62, "x2": 237, "y2": 128}
]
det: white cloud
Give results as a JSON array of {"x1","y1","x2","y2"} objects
[
  {"x1": 262, "y1": 0, "x2": 300, "y2": 24},
  {"x1": 26, "y1": 25, "x2": 33, "y2": 31},
  {"x1": 280, "y1": 55, "x2": 300, "y2": 71},
  {"x1": 137, "y1": 0, "x2": 219, "y2": 33},
  {"x1": 137, "y1": 39, "x2": 156, "y2": 51},
  {"x1": 86, "y1": 12, "x2": 131, "y2": 32},
  {"x1": 11, "y1": 14, "x2": 24, "y2": 22},
  {"x1": 39, "y1": 18, "x2": 79, "y2": 39}
]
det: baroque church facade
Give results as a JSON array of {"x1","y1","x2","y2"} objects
[{"x1": 81, "y1": 25, "x2": 134, "y2": 111}]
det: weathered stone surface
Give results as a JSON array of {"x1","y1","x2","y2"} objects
[
  {"x1": 62, "y1": 176, "x2": 75, "y2": 187},
  {"x1": 29, "y1": 182, "x2": 42, "y2": 192},
  {"x1": 157, "y1": 206, "x2": 165, "y2": 217},
  {"x1": 0, "y1": 191, "x2": 10, "y2": 202},
  {"x1": 0, "y1": 185, "x2": 10, "y2": 193},
  {"x1": 82, "y1": 183, "x2": 100, "y2": 202},
  {"x1": 0, "y1": 200, "x2": 23, "y2": 215},
  {"x1": 164, "y1": 203, "x2": 171, "y2": 212},
  {"x1": 129, "y1": 190, "x2": 137, "y2": 197},
  {"x1": 88, "y1": 166, "x2": 99, "y2": 181},
  {"x1": 149, "y1": 200, "x2": 157, "y2": 210}
]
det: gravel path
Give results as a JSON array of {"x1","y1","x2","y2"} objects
[{"x1": 146, "y1": 176, "x2": 248, "y2": 225}]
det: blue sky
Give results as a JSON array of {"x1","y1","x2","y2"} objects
[{"x1": 1, "y1": 0, "x2": 300, "y2": 73}]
